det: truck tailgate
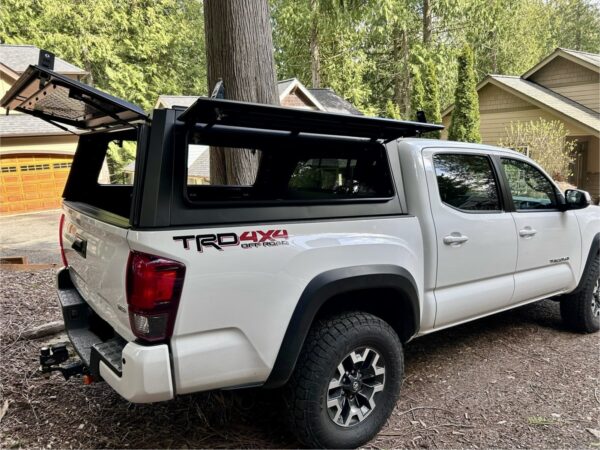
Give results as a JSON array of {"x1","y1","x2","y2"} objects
[{"x1": 62, "y1": 204, "x2": 134, "y2": 341}]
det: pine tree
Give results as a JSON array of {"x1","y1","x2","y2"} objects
[
  {"x1": 422, "y1": 59, "x2": 442, "y2": 138},
  {"x1": 410, "y1": 65, "x2": 425, "y2": 121},
  {"x1": 384, "y1": 100, "x2": 402, "y2": 119},
  {"x1": 448, "y1": 45, "x2": 481, "y2": 143}
]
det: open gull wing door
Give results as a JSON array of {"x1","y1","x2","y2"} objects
[
  {"x1": 0, "y1": 65, "x2": 149, "y2": 131},
  {"x1": 178, "y1": 97, "x2": 444, "y2": 141}
]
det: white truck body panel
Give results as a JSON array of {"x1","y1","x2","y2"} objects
[
  {"x1": 62, "y1": 206, "x2": 135, "y2": 341},
  {"x1": 128, "y1": 217, "x2": 424, "y2": 393}
]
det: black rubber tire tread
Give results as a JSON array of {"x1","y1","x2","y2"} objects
[
  {"x1": 560, "y1": 252, "x2": 599, "y2": 333},
  {"x1": 285, "y1": 311, "x2": 403, "y2": 449}
]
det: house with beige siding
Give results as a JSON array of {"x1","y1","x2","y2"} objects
[{"x1": 442, "y1": 48, "x2": 600, "y2": 202}]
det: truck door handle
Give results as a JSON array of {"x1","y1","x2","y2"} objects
[
  {"x1": 443, "y1": 233, "x2": 469, "y2": 246},
  {"x1": 519, "y1": 227, "x2": 537, "y2": 238},
  {"x1": 71, "y1": 238, "x2": 87, "y2": 258}
]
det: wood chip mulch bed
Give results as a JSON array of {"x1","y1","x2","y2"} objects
[{"x1": 1, "y1": 268, "x2": 599, "y2": 449}]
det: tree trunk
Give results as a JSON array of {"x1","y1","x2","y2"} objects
[
  {"x1": 401, "y1": 29, "x2": 411, "y2": 116},
  {"x1": 204, "y1": 0, "x2": 278, "y2": 185},
  {"x1": 391, "y1": 27, "x2": 402, "y2": 115},
  {"x1": 310, "y1": 0, "x2": 321, "y2": 88},
  {"x1": 392, "y1": 27, "x2": 411, "y2": 118},
  {"x1": 422, "y1": 0, "x2": 432, "y2": 45}
]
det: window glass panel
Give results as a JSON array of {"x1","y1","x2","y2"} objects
[
  {"x1": 98, "y1": 139, "x2": 137, "y2": 185},
  {"x1": 187, "y1": 146, "x2": 260, "y2": 187},
  {"x1": 501, "y1": 158, "x2": 558, "y2": 210},
  {"x1": 433, "y1": 154, "x2": 501, "y2": 211},
  {"x1": 289, "y1": 157, "x2": 381, "y2": 198},
  {"x1": 185, "y1": 141, "x2": 393, "y2": 203}
]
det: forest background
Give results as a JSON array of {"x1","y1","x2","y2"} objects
[{"x1": 2, "y1": 0, "x2": 598, "y2": 119}]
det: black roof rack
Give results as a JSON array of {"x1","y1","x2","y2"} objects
[{"x1": 178, "y1": 97, "x2": 443, "y2": 142}]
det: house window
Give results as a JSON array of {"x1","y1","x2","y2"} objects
[
  {"x1": 20, "y1": 164, "x2": 50, "y2": 171},
  {"x1": 1, "y1": 166, "x2": 17, "y2": 173},
  {"x1": 53, "y1": 162, "x2": 72, "y2": 169}
]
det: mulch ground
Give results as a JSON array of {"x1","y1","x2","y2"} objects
[{"x1": 1, "y1": 268, "x2": 599, "y2": 449}]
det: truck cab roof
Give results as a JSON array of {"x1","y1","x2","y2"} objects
[{"x1": 398, "y1": 138, "x2": 521, "y2": 157}]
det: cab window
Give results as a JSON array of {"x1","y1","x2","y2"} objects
[
  {"x1": 501, "y1": 158, "x2": 558, "y2": 211},
  {"x1": 433, "y1": 154, "x2": 501, "y2": 212}
]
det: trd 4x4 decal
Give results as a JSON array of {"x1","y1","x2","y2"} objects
[{"x1": 174, "y1": 229, "x2": 289, "y2": 252}]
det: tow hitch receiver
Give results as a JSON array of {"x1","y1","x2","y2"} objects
[{"x1": 39, "y1": 343, "x2": 87, "y2": 381}]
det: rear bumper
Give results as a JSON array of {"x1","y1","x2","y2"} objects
[{"x1": 57, "y1": 268, "x2": 174, "y2": 403}]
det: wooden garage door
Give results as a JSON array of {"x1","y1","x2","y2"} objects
[{"x1": 0, "y1": 154, "x2": 73, "y2": 214}]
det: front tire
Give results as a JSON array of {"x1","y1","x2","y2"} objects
[
  {"x1": 286, "y1": 312, "x2": 403, "y2": 448},
  {"x1": 560, "y1": 253, "x2": 600, "y2": 333}
]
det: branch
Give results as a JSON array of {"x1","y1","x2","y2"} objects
[{"x1": 19, "y1": 321, "x2": 65, "y2": 341}]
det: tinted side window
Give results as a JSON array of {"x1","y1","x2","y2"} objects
[
  {"x1": 501, "y1": 158, "x2": 558, "y2": 210},
  {"x1": 288, "y1": 157, "x2": 384, "y2": 198},
  {"x1": 433, "y1": 154, "x2": 501, "y2": 211}
]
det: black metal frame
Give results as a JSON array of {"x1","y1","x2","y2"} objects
[
  {"x1": 130, "y1": 110, "x2": 408, "y2": 228},
  {"x1": 0, "y1": 65, "x2": 148, "y2": 130},
  {"x1": 179, "y1": 97, "x2": 444, "y2": 143}
]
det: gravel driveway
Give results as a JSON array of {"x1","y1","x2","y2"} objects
[{"x1": 1, "y1": 267, "x2": 599, "y2": 448}]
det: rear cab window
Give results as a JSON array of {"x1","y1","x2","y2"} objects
[{"x1": 433, "y1": 153, "x2": 501, "y2": 212}]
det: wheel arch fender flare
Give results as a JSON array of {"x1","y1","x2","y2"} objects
[
  {"x1": 264, "y1": 264, "x2": 419, "y2": 388},
  {"x1": 574, "y1": 232, "x2": 600, "y2": 293}
]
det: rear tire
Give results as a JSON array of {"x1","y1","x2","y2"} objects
[
  {"x1": 285, "y1": 311, "x2": 403, "y2": 448},
  {"x1": 560, "y1": 253, "x2": 600, "y2": 333}
]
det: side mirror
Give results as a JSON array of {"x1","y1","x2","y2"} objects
[{"x1": 563, "y1": 189, "x2": 591, "y2": 210}]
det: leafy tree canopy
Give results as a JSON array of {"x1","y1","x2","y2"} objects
[
  {"x1": 1, "y1": 0, "x2": 599, "y2": 119},
  {"x1": 0, "y1": 0, "x2": 207, "y2": 110}
]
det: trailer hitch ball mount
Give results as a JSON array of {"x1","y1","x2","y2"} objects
[{"x1": 39, "y1": 343, "x2": 87, "y2": 380}]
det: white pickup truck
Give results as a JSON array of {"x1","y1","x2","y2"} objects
[{"x1": 3, "y1": 65, "x2": 599, "y2": 449}]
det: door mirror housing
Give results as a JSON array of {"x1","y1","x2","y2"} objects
[{"x1": 562, "y1": 189, "x2": 591, "y2": 210}]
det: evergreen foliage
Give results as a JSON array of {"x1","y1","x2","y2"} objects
[
  {"x1": 384, "y1": 100, "x2": 402, "y2": 120},
  {"x1": 410, "y1": 65, "x2": 425, "y2": 122},
  {"x1": 422, "y1": 60, "x2": 442, "y2": 138},
  {"x1": 1, "y1": 0, "x2": 599, "y2": 120},
  {"x1": 0, "y1": 0, "x2": 206, "y2": 111},
  {"x1": 448, "y1": 45, "x2": 481, "y2": 143}
]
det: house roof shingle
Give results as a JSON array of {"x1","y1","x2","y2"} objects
[
  {"x1": 308, "y1": 88, "x2": 363, "y2": 115},
  {"x1": 156, "y1": 79, "x2": 362, "y2": 115},
  {"x1": 0, "y1": 114, "x2": 80, "y2": 137},
  {"x1": 488, "y1": 75, "x2": 600, "y2": 133},
  {"x1": 0, "y1": 44, "x2": 87, "y2": 75},
  {"x1": 558, "y1": 48, "x2": 600, "y2": 69}
]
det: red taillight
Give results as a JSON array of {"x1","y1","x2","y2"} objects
[
  {"x1": 126, "y1": 251, "x2": 185, "y2": 342},
  {"x1": 58, "y1": 214, "x2": 68, "y2": 267}
]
